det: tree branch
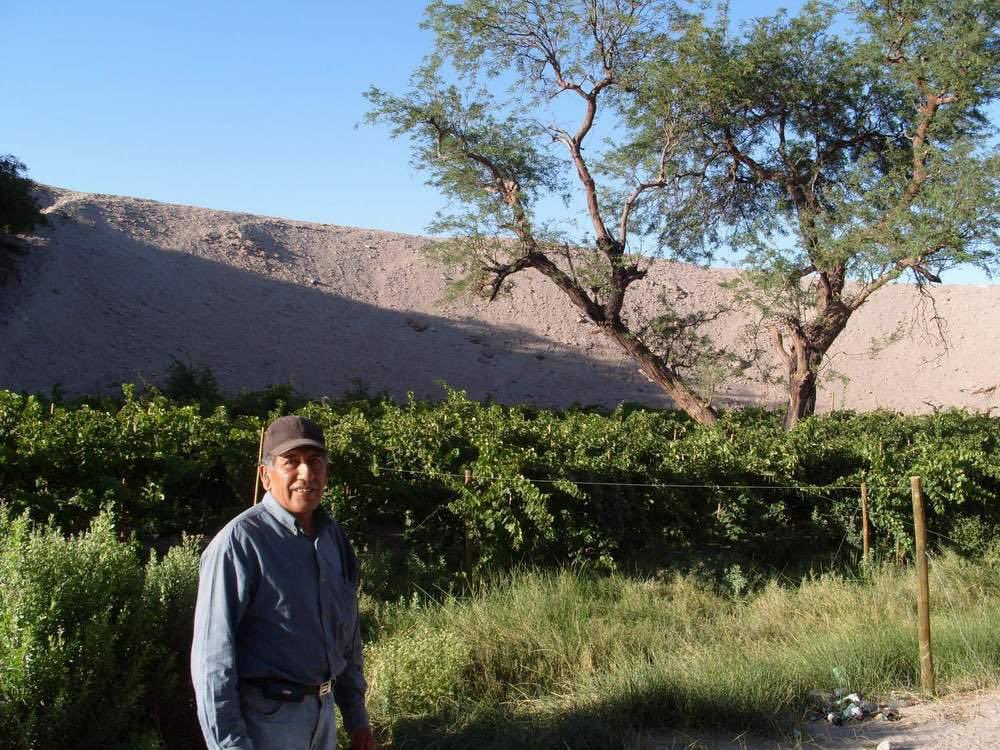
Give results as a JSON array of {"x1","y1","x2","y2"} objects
[
  {"x1": 723, "y1": 127, "x2": 781, "y2": 183},
  {"x1": 817, "y1": 129, "x2": 887, "y2": 167},
  {"x1": 618, "y1": 128, "x2": 677, "y2": 246},
  {"x1": 770, "y1": 325, "x2": 792, "y2": 371},
  {"x1": 898, "y1": 93, "x2": 941, "y2": 206},
  {"x1": 428, "y1": 115, "x2": 515, "y2": 199},
  {"x1": 530, "y1": 251, "x2": 606, "y2": 322},
  {"x1": 851, "y1": 245, "x2": 947, "y2": 309},
  {"x1": 485, "y1": 255, "x2": 536, "y2": 301},
  {"x1": 559, "y1": 90, "x2": 616, "y2": 249}
]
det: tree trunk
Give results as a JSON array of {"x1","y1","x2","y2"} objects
[
  {"x1": 775, "y1": 314, "x2": 846, "y2": 430},
  {"x1": 784, "y1": 354, "x2": 820, "y2": 430},
  {"x1": 606, "y1": 322, "x2": 718, "y2": 425},
  {"x1": 529, "y1": 254, "x2": 718, "y2": 425}
]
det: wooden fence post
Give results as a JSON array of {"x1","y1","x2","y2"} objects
[
  {"x1": 464, "y1": 469, "x2": 474, "y2": 586},
  {"x1": 253, "y1": 425, "x2": 265, "y2": 505},
  {"x1": 860, "y1": 481, "x2": 870, "y2": 563},
  {"x1": 911, "y1": 475, "x2": 935, "y2": 695}
]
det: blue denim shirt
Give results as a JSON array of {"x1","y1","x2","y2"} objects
[{"x1": 191, "y1": 493, "x2": 369, "y2": 749}]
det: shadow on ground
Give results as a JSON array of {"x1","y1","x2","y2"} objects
[{"x1": 381, "y1": 686, "x2": 813, "y2": 750}]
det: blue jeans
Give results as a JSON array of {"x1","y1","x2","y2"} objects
[{"x1": 239, "y1": 682, "x2": 337, "y2": 750}]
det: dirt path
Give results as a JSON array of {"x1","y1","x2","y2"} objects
[{"x1": 637, "y1": 689, "x2": 1000, "y2": 749}]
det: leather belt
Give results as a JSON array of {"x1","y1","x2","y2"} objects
[{"x1": 242, "y1": 677, "x2": 334, "y2": 698}]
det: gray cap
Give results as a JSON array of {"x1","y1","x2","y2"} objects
[{"x1": 262, "y1": 415, "x2": 326, "y2": 458}]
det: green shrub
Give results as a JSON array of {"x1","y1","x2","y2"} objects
[
  {"x1": 0, "y1": 509, "x2": 201, "y2": 750},
  {"x1": 141, "y1": 535, "x2": 204, "y2": 747}
]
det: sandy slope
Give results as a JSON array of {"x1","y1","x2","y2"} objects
[{"x1": 1, "y1": 186, "x2": 998, "y2": 414}]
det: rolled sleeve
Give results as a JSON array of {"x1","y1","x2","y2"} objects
[{"x1": 191, "y1": 534, "x2": 256, "y2": 749}]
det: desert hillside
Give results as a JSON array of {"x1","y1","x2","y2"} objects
[{"x1": 1, "y1": 186, "x2": 997, "y2": 414}]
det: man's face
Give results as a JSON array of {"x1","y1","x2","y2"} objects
[{"x1": 260, "y1": 446, "x2": 328, "y2": 523}]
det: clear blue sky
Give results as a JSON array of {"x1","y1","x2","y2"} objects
[{"x1": 2, "y1": 0, "x2": 995, "y2": 283}]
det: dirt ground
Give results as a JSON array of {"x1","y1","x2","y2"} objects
[{"x1": 636, "y1": 689, "x2": 1000, "y2": 749}]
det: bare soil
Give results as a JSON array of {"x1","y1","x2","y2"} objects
[{"x1": 637, "y1": 689, "x2": 1000, "y2": 749}]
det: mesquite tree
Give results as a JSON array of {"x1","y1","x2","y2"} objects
[
  {"x1": 366, "y1": 0, "x2": 723, "y2": 424},
  {"x1": 642, "y1": 0, "x2": 1000, "y2": 428}
]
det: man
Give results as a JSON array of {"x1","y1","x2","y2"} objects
[{"x1": 192, "y1": 415, "x2": 375, "y2": 750}]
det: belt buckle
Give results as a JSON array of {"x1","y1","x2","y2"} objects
[{"x1": 318, "y1": 680, "x2": 332, "y2": 697}]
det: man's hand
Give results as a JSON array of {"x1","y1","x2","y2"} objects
[{"x1": 350, "y1": 725, "x2": 375, "y2": 750}]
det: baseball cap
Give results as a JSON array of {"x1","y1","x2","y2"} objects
[{"x1": 262, "y1": 415, "x2": 326, "y2": 459}]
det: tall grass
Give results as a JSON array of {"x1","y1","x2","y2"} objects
[{"x1": 363, "y1": 554, "x2": 1000, "y2": 749}]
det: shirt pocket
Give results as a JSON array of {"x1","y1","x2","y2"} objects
[{"x1": 329, "y1": 577, "x2": 359, "y2": 645}]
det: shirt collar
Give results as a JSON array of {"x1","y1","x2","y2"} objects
[{"x1": 261, "y1": 493, "x2": 330, "y2": 535}]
